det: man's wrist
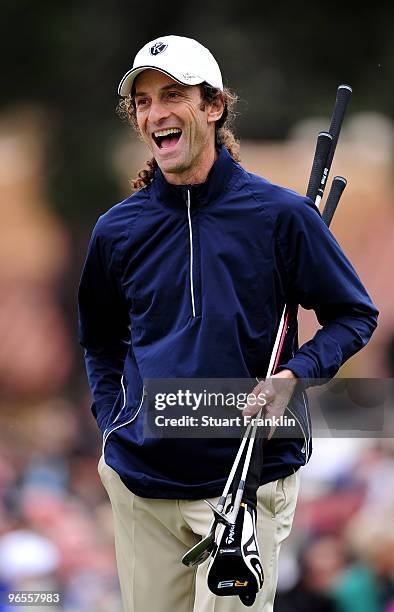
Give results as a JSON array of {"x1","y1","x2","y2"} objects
[{"x1": 273, "y1": 368, "x2": 297, "y2": 381}]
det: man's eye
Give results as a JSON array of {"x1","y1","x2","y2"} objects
[
  {"x1": 167, "y1": 91, "x2": 181, "y2": 99},
  {"x1": 136, "y1": 98, "x2": 148, "y2": 107}
]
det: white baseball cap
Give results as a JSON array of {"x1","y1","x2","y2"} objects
[{"x1": 118, "y1": 35, "x2": 223, "y2": 96}]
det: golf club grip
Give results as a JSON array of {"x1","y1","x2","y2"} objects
[
  {"x1": 326, "y1": 85, "x2": 352, "y2": 168},
  {"x1": 322, "y1": 176, "x2": 347, "y2": 227},
  {"x1": 306, "y1": 132, "x2": 333, "y2": 202}
]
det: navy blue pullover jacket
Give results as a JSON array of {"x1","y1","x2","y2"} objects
[{"x1": 78, "y1": 146, "x2": 378, "y2": 498}]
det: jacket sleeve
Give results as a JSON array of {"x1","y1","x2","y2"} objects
[
  {"x1": 78, "y1": 218, "x2": 130, "y2": 433},
  {"x1": 276, "y1": 198, "x2": 378, "y2": 383}
]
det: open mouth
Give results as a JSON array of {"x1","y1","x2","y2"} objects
[{"x1": 152, "y1": 127, "x2": 182, "y2": 150}]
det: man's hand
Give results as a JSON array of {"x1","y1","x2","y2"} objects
[{"x1": 242, "y1": 369, "x2": 297, "y2": 439}]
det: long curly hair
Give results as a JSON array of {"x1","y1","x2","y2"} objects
[{"x1": 117, "y1": 82, "x2": 240, "y2": 190}]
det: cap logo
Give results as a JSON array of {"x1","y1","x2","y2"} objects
[
  {"x1": 149, "y1": 41, "x2": 168, "y2": 56},
  {"x1": 181, "y1": 73, "x2": 198, "y2": 81}
]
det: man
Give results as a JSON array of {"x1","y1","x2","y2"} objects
[{"x1": 78, "y1": 35, "x2": 378, "y2": 611}]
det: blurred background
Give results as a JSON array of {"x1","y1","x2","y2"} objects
[{"x1": 0, "y1": 1, "x2": 393, "y2": 610}]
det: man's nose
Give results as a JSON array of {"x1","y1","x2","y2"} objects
[{"x1": 148, "y1": 99, "x2": 171, "y2": 124}]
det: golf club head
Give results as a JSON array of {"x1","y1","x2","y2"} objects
[
  {"x1": 207, "y1": 501, "x2": 264, "y2": 606},
  {"x1": 204, "y1": 499, "x2": 232, "y2": 526},
  {"x1": 182, "y1": 532, "x2": 216, "y2": 567}
]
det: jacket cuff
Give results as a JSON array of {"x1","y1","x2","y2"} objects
[{"x1": 276, "y1": 357, "x2": 319, "y2": 387}]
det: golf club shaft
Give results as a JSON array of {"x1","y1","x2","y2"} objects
[
  {"x1": 228, "y1": 170, "x2": 347, "y2": 522},
  {"x1": 206, "y1": 84, "x2": 352, "y2": 529}
]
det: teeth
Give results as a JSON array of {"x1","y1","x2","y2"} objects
[{"x1": 153, "y1": 128, "x2": 182, "y2": 138}]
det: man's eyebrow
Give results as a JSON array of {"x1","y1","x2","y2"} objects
[{"x1": 134, "y1": 83, "x2": 187, "y2": 97}]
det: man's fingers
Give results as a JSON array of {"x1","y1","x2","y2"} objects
[
  {"x1": 242, "y1": 374, "x2": 294, "y2": 417},
  {"x1": 242, "y1": 382, "x2": 274, "y2": 416}
]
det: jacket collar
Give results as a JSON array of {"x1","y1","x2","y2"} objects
[{"x1": 151, "y1": 146, "x2": 243, "y2": 208}]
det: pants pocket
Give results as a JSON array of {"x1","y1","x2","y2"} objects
[
  {"x1": 97, "y1": 453, "x2": 118, "y2": 487},
  {"x1": 97, "y1": 454, "x2": 105, "y2": 477},
  {"x1": 265, "y1": 479, "x2": 279, "y2": 518},
  {"x1": 274, "y1": 471, "x2": 301, "y2": 523},
  {"x1": 262, "y1": 471, "x2": 300, "y2": 519},
  {"x1": 274, "y1": 478, "x2": 287, "y2": 516}
]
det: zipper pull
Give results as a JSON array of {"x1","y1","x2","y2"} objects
[{"x1": 181, "y1": 186, "x2": 190, "y2": 205}]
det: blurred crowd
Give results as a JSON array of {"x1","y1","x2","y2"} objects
[
  {"x1": 275, "y1": 438, "x2": 394, "y2": 612},
  {"x1": 0, "y1": 107, "x2": 392, "y2": 611},
  {"x1": 0, "y1": 398, "x2": 121, "y2": 611},
  {"x1": 0, "y1": 420, "x2": 393, "y2": 611}
]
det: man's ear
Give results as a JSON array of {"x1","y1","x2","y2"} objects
[{"x1": 207, "y1": 93, "x2": 225, "y2": 124}]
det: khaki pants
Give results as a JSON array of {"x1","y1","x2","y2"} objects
[{"x1": 98, "y1": 456, "x2": 300, "y2": 612}]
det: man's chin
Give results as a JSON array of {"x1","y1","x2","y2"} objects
[{"x1": 156, "y1": 156, "x2": 188, "y2": 177}]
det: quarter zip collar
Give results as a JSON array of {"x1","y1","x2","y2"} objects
[{"x1": 152, "y1": 146, "x2": 243, "y2": 208}]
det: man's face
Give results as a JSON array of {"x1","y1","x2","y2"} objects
[{"x1": 134, "y1": 70, "x2": 222, "y2": 183}]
